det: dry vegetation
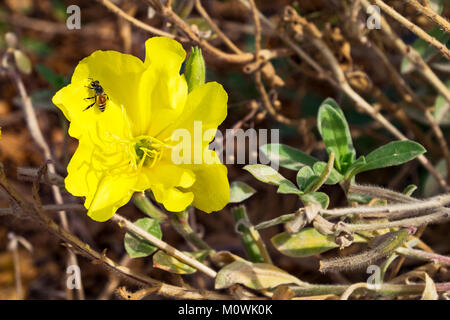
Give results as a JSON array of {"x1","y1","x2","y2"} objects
[{"x1": 0, "y1": 0, "x2": 449, "y2": 300}]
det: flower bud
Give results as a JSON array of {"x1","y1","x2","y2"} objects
[{"x1": 185, "y1": 46, "x2": 205, "y2": 92}]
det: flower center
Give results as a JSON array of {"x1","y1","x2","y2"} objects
[{"x1": 133, "y1": 136, "x2": 165, "y2": 168}]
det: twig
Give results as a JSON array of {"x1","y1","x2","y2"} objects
[
  {"x1": 373, "y1": 0, "x2": 450, "y2": 60},
  {"x1": 194, "y1": 0, "x2": 243, "y2": 54},
  {"x1": 7, "y1": 233, "x2": 24, "y2": 299},
  {"x1": 169, "y1": 210, "x2": 213, "y2": 252},
  {"x1": 110, "y1": 214, "x2": 217, "y2": 278},
  {"x1": 0, "y1": 170, "x2": 231, "y2": 300},
  {"x1": 290, "y1": 282, "x2": 450, "y2": 297},
  {"x1": 96, "y1": 0, "x2": 180, "y2": 39},
  {"x1": 98, "y1": 255, "x2": 132, "y2": 300},
  {"x1": 7, "y1": 61, "x2": 84, "y2": 300},
  {"x1": 283, "y1": 6, "x2": 449, "y2": 191},
  {"x1": 361, "y1": 0, "x2": 450, "y2": 128},
  {"x1": 405, "y1": 0, "x2": 450, "y2": 34},
  {"x1": 396, "y1": 247, "x2": 450, "y2": 267}
]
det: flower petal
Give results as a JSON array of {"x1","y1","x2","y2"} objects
[
  {"x1": 158, "y1": 81, "x2": 228, "y2": 142},
  {"x1": 52, "y1": 50, "x2": 140, "y2": 140},
  {"x1": 152, "y1": 185, "x2": 194, "y2": 212},
  {"x1": 65, "y1": 139, "x2": 101, "y2": 200},
  {"x1": 183, "y1": 151, "x2": 229, "y2": 213},
  {"x1": 87, "y1": 173, "x2": 138, "y2": 222},
  {"x1": 136, "y1": 161, "x2": 196, "y2": 191},
  {"x1": 136, "y1": 37, "x2": 188, "y2": 136}
]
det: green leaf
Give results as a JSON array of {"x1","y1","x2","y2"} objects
[
  {"x1": 353, "y1": 141, "x2": 426, "y2": 175},
  {"x1": 277, "y1": 182, "x2": 303, "y2": 195},
  {"x1": 259, "y1": 143, "x2": 318, "y2": 171},
  {"x1": 271, "y1": 228, "x2": 338, "y2": 257},
  {"x1": 124, "y1": 218, "x2": 162, "y2": 258},
  {"x1": 152, "y1": 250, "x2": 209, "y2": 275},
  {"x1": 402, "y1": 184, "x2": 417, "y2": 196},
  {"x1": 317, "y1": 103, "x2": 355, "y2": 172},
  {"x1": 321, "y1": 98, "x2": 345, "y2": 118},
  {"x1": 13, "y1": 49, "x2": 32, "y2": 74},
  {"x1": 300, "y1": 192, "x2": 329, "y2": 209},
  {"x1": 244, "y1": 164, "x2": 301, "y2": 195},
  {"x1": 296, "y1": 166, "x2": 315, "y2": 191},
  {"x1": 344, "y1": 156, "x2": 367, "y2": 179},
  {"x1": 312, "y1": 161, "x2": 343, "y2": 185},
  {"x1": 229, "y1": 181, "x2": 256, "y2": 203},
  {"x1": 272, "y1": 228, "x2": 368, "y2": 258},
  {"x1": 215, "y1": 260, "x2": 305, "y2": 290}
]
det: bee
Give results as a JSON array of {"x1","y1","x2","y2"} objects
[{"x1": 84, "y1": 78, "x2": 108, "y2": 112}]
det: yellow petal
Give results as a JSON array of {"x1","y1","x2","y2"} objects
[
  {"x1": 152, "y1": 185, "x2": 194, "y2": 212},
  {"x1": 71, "y1": 50, "x2": 144, "y2": 115},
  {"x1": 158, "y1": 81, "x2": 228, "y2": 142},
  {"x1": 136, "y1": 161, "x2": 195, "y2": 191},
  {"x1": 87, "y1": 173, "x2": 138, "y2": 222},
  {"x1": 183, "y1": 151, "x2": 229, "y2": 213},
  {"x1": 52, "y1": 50, "x2": 139, "y2": 140},
  {"x1": 65, "y1": 139, "x2": 101, "y2": 200},
  {"x1": 143, "y1": 37, "x2": 186, "y2": 71},
  {"x1": 135, "y1": 37, "x2": 188, "y2": 136}
]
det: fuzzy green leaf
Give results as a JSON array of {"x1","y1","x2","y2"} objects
[
  {"x1": 215, "y1": 260, "x2": 305, "y2": 290},
  {"x1": 229, "y1": 181, "x2": 256, "y2": 203},
  {"x1": 152, "y1": 250, "x2": 209, "y2": 275},
  {"x1": 124, "y1": 218, "x2": 162, "y2": 258},
  {"x1": 259, "y1": 144, "x2": 318, "y2": 171},
  {"x1": 271, "y1": 228, "x2": 338, "y2": 257},
  {"x1": 244, "y1": 164, "x2": 301, "y2": 195},
  {"x1": 353, "y1": 141, "x2": 426, "y2": 175},
  {"x1": 300, "y1": 192, "x2": 329, "y2": 209},
  {"x1": 312, "y1": 161, "x2": 343, "y2": 185},
  {"x1": 317, "y1": 103, "x2": 355, "y2": 172}
]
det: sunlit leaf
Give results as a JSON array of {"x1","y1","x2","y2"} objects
[
  {"x1": 244, "y1": 164, "x2": 301, "y2": 195},
  {"x1": 353, "y1": 141, "x2": 426, "y2": 175},
  {"x1": 421, "y1": 273, "x2": 438, "y2": 300},
  {"x1": 300, "y1": 192, "x2": 329, "y2": 209},
  {"x1": 215, "y1": 260, "x2": 305, "y2": 290},
  {"x1": 124, "y1": 218, "x2": 162, "y2": 258},
  {"x1": 229, "y1": 181, "x2": 256, "y2": 203},
  {"x1": 152, "y1": 250, "x2": 209, "y2": 274},
  {"x1": 317, "y1": 103, "x2": 355, "y2": 172},
  {"x1": 271, "y1": 228, "x2": 339, "y2": 257},
  {"x1": 260, "y1": 144, "x2": 318, "y2": 171}
]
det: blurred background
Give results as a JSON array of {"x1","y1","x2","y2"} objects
[{"x1": 0, "y1": 0, "x2": 449, "y2": 299}]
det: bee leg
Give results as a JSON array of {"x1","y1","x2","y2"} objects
[
  {"x1": 83, "y1": 101, "x2": 96, "y2": 111},
  {"x1": 84, "y1": 96, "x2": 96, "y2": 101}
]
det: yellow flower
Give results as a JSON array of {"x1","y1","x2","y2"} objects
[{"x1": 52, "y1": 37, "x2": 229, "y2": 222}]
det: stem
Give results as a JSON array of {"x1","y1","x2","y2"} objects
[
  {"x1": 310, "y1": 152, "x2": 335, "y2": 192},
  {"x1": 233, "y1": 205, "x2": 272, "y2": 264},
  {"x1": 111, "y1": 214, "x2": 217, "y2": 278},
  {"x1": 132, "y1": 192, "x2": 167, "y2": 222},
  {"x1": 8, "y1": 62, "x2": 84, "y2": 300},
  {"x1": 254, "y1": 213, "x2": 296, "y2": 230},
  {"x1": 396, "y1": 247, "x2": 450, "y2": 267},
  {"x1": 169, "y1": 210, "x2": 213, "y2": 252},
  {"x1": 290, "y1": 282, "x2": 450, "y2": 297}
]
